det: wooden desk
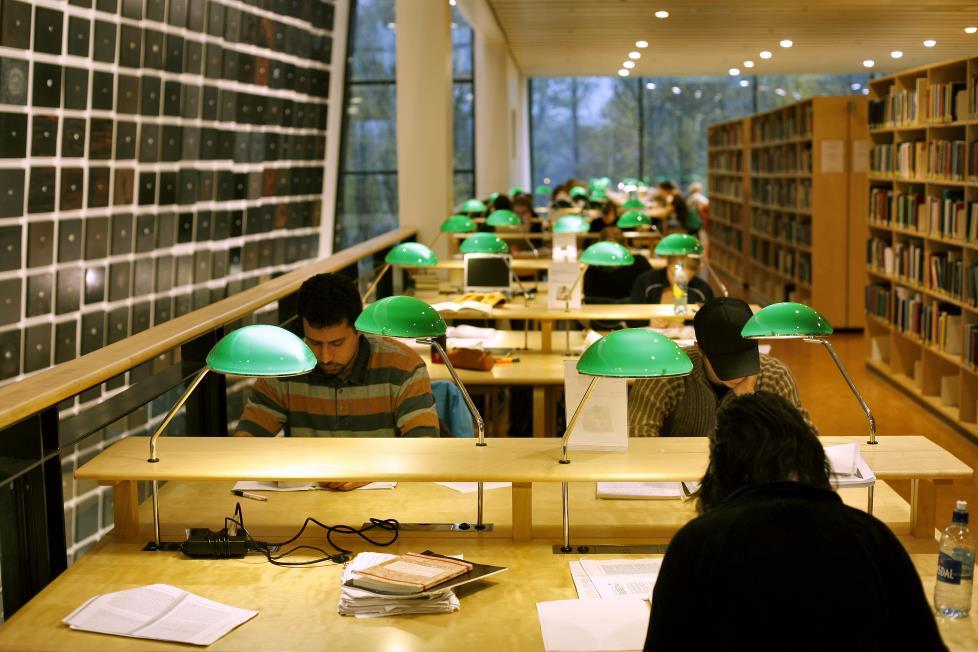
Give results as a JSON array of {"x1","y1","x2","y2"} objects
[{"x1": 75, "y1": 436, "x2": 972, "y2": 543}]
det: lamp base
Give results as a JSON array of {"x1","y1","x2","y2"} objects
[
  {"x1": 368, "y1": 522, "x2": 494, "y2": 532},
  {"x1": 551, "y1": 543, "x2": 668, "y2": 555}
]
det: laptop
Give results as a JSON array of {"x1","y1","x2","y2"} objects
[{"x1": 463, "y1": 254, "x2": 512, "y2": 293}]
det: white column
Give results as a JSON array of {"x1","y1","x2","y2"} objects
[{"x1": 395, "y1": 0, "x2": 453, "y2": 247}]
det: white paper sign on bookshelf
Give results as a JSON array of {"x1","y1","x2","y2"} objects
[{"x1": 563, "y1": 360, "x2": 628, "y2": 451}]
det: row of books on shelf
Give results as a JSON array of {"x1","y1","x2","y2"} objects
[
  {"x1": 751, "y1": 105, "x2": 812, "y2": 143},
  {"x1": 710, "y1": 223, "x2": 743, "y2": 250},
  {"x1": 751, "y1": 212, "x2": 812, "y2": 246},
  {"x1": 749, "y1": 146, "x2": 812, "y2": 174},
  {"x1": 709, "y1": 151, "x2": 742, "y2": 173},
  {"x1": 869, "y1": 79, "x2": 972, "y2": 127},
  {"x1": 709, "y1": 125, "x2": 743, "y2": 148},
  {"x1": 871, "y1": 139, "x2": 975, "y2": 179},
  {"x1": 869, "y1": 188, "x2": 978, "y2": 241},
  {"x1": 750, "y1": 180, "x2": 811, "y2": 210},
  {"x1": 710, "y1": 176, "x2": 743, "y2": 198},
  {"x1": 866, "y1": 239, "x2": 925, "y2": 284}
]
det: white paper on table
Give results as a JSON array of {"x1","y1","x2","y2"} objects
[
  {"x1": 573, "y1": 329, "x2": 604, "y2": 353},
  {"x1": 232, "y1": 481, "x2": 397, "y2": 492},
  {"x1": 568, "y1": 561, "x2": 601, "y2": 599},
  {"x1": 447, "y1": 325, "x2": 498, "y2": 340},
  {"x1": 563, "y1": 360, "x2": 628, "y2": 451},
  {"x1": 552, "y1": 232, "x2": 578, "y2": 262},
  {"x1": 536, "y1": 599, "x2": 650, "y2": 652},
  {"x1": 578, "y1": 558, "x2": 663, "y2": 600},
  {"x1": 549, "y1": 261, "x2": 582, "y2": 309},
  {"x1": 824, "y1": 443, "x2": 858, "y2": 476},
  {"x1": 435, "y1": 482, "x2": 512, "y2": 494},
  {"x1": 596, "y1": 482, "x2": 683, "y2": 500},
  {"x1": 63, "y1": 584, "x2": 257, "y2": 647}
]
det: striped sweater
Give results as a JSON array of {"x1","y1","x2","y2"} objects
[
  {"x1": 236, "y1": 333, "x2": 439, "y2": 438},
  {"x1": 628, "y1": 347, "x2": 812, "y2": 437}
]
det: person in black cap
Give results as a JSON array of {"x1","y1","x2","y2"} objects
[{"x1": 628, "y1": 297, "x2": 811, "y2": 436}]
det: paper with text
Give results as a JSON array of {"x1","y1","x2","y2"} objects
[
  {"x1": 563, "y1": 360, "x2": 628, "y2": 451},
  {"x1": 579, "y1": 558, "x2": 663, "y2": 600},
  {"x1": 549, "y1": 261, "x2": 582, "y2": 309}
]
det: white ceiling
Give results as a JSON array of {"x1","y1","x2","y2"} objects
[{"x1": 486, "y1": 0, "x2": 978, "y2": 77}]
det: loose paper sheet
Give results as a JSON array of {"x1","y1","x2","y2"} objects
[
  {"x1": 563, "y1": 360, "x2": 628, "y2": 451},
  {"x1": 552, "y1": 233, "x2": 578, "y2": 262},
  {"x1": 578, "y1": 558, "x2": 663, "y2": 600},
  {"x1": 435, "y1": 482, "x2": 512, "y2": 494},
  {"x1": 549, "y1": 261, "x2": 582, "y2": 309},
  {"x1": 536, "y1": 599, "x2": 650, "y2": 652}
]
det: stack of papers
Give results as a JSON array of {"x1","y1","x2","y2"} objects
[
  {"x1": 338, "y1": 552, "x2": 459, "y2": 618},
  {"x1": 445, "y1": 324, "x2": 499, "y2": 349},
  {"x1": 63, "y1": 584, "x2": 256, "y2": 646},
  {"x1": 596, "y1": 482, "x2": 699, "y2": 500},
  {"x1": 825, "y1": 443, "x2": 877, "y2": 488}
]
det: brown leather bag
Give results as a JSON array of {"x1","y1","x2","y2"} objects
[{"x1": 445, "y1": 348, "x2": 495, "y2": 371}]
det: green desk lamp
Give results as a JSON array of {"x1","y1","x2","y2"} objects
[
  {"x1": 589, "y1": 188, "x2": 608, "y2": 203},
  {"x1": 535, "y1": 184, "x2": 551, "y2": 196},
  {"x1": 741, "y1": 303, "x2": 878, "y2": 509},
  {"x1": 488, "y1": 209, "x2": 540, "y2": 258},
  {"x1": 557, "y1": 329, "x2": 692, "y2": 552},
  {"x1": 556, "y1": 241, "x2": 634, "y2": 353},
  {"x1": 356, "y1": 296, "x2": 491, "y2": 530},
  {"x1": 617, "y1": 211, "x2": 653, "y2": 229},
  {"x1": 552, "y1": 215, "x2": 590, "y2": 234},
  {"x1": 459, "y1": 233, "x2": 535, "y2": 305},
  {"x1": 146, "y1": 324, "x2": 317, "y2": 549},
  {"x1": 362, "y1": 242, "x2": 439, "y2": 302},
  {"x1": 430, "y1": 213, "x2": 476, "y2": 249},
  {"x1": 460, "y1": 198, "x2": 488, "y2": 215},
  {"x1": 655, "y1": 233, "x2": 728, "y2": 303},
  {"x1": 509, "y1": 186, "x2": 526, "y2": 197},
  {"x1": 622, "y1": 199, "x2": 645, "y2": 210},
  {"x1": 569, "y1": 186, "x2": 588, "y2": 200}
]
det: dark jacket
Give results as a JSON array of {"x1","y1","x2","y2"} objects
[
  {"x1": 630, "y1": 267, "x2": 714, "y2": 304},
  {"x1": 583, "y1": 255, "x2": 652, "y2": 302},
  {"x1": 645, "y1": 482, "x2": 947, "y2": 652}
]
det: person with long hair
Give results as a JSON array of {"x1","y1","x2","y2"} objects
[{"x1": 644, "y1": 392, "x2": 945, "y2": 651}]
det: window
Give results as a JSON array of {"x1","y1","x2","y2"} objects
[{"x1": 452, "y1": 7, "x2": 475, "y2": 205}]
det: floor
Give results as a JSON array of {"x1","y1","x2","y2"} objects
[{"x1": 770, "y1": 332, "x2": 978, "y2": 528}]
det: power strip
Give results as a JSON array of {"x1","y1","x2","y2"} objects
[{"x1": 180, "y1": 528, "x2": 250, "y2": 559}]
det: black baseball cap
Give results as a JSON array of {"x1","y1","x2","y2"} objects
[{"x1": 693, "y1": 298, "x2": 759, "y2": 381}]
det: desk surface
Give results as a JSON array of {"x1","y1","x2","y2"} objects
[{"x1": 75, "y1": 436, "x2": 973, "y2": 484}]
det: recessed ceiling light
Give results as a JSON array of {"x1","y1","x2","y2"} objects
[
  {"x1": 671, "y1": 86, "x2": 681, "y2": 95},
  {"x1": 861, "y1": 88, "x2": 870, "y2": 95},
  {"x1": 655, "y1": 10, "x2": 669, "y2": 18},
  {"x1": 739, "y1": 80, "x2": 750, "y2": 87},
  {"x1": 743, "y1": 60, "x2": 754, "y2": 68},
  {"x1": 759, "y1": 50, "x2": 772, "y2": 59},
  {"x1": 779, "y1": 39, "x2": 793, "y2": 48},
  {"x1": 775, "y1": 88, "x2": 786, "y2": 96},
  {"x1": 792, "y1": 92, "x2": 802, "y2": 100},
  {"x1": 646, "y1": 82, "x2": 656, "y2": 90},
  {"x1": 618, "y1": 69, "x2": 630, "y2": 76},
  {"x1": 923, "y1": 39, "x2": 936, "y2": 47},
  {"x1": 636, "y1": 40, "x2": 649, "y2": 48},
  {"x1": 862, "y1": 59, "x2": 875, "y2": 68},
  {"x1": 890, "y1": 50, "x2": 903, "y2": 58},
  {"x1": 850, "y1": 82, "x2": 862, "y2": 90},
  {"x1": 623, "y1": 61, "x2": 635, "y2": 69},
  {"x1": 629, "y1": 51, "x2": 641, "y2": 59},
  {"x1": 966, "y1": 27, "x2": 978, "y2": 34},
  {"x1": 729, "y1": 67, "x2": 741, "y2": 76}
]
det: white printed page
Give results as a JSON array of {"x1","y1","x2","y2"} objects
[
  {"x1": 578, "y1": 558, "x2": 663, "y2": 600},
  {"x1": 568, "y1": 561, "x2": 601, "y2": 599},
  {"x1": 563, "y1": 361, "x2": 628, "y2": 451},
  {"x1": 549, "y1": 261, "x2": 582, "y2": 309},
  {"x1": 133, "y1": 593, "x2": 258, "y2": 646}
]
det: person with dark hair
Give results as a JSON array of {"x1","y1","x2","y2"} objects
[
  {"x1": 656, "y1": 180, "x2": 698, "y2": 236},
  {"x1": 645, "y1": 392, "x2": 946, "y2": 651},
  {"x1": 234, "y1": 273, "x2": 439, "y2": 487},
  {"x1": 583, "y1": 227, "x2": 651, "y2": 302},
  {"x1": 628, "y1": 297, "x2": 809, "y2": 436},
  {"x1": 629, "y1": 255, "x2": 715, "y2": 305}
]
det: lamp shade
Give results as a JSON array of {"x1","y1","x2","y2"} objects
[
  {"x1": 741, "y1": 302, "x2": 834, "y2": 339},
  {"x1": 460, "y1": 198, "x2": 488, "y2": 213},
  {"x1": 385, "y1": 242, "x2": 438, "y2": 267},
  {"x1": 206, "y1": 325, "x2": 316, "y2": 376},
  {"x1": 580, "y1": 241, "x2": 634, "y2": 266},
  {"x1": 459, "y1": 232, "x2": 510, "y2": 254},
  {"x1": 509, "y1": 186, "x2": 526, "y2": 197},
  {"x1": 577, "y1": 329, "x2": 692, "y2": 378},
  {"x1": 534, "y1": 184, "x2": 551, "y2": 195},
  {"x1": 589, "y1": 188, "x2": 608, "y2": 202},
  {"x1": 569, "y1": 186, "x2": 588, "y2": 199},
  {"x1": 622, "y1": 199, "x2": 645, "y2": 210},
  {"x1": 355, "y1": 296, "x2": 448, "y2": 339},
  {"x1": 487, "y1": 209, "x2": 522, "y2": 228},
  {"x1": 440, "y1": 214, "x2": 476, "y2": 233},
  {"x1": 617, "y1": 211, "x2": 651, "y2": 228},
  {"x1": 655, "y1": 233, "x2": 704, "y2": 256},
  {"x1": 553, "y1": 215, "x2": 590, "y2": 234}
]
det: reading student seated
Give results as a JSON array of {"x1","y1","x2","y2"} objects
[
  {"x1": 628, "y1": 297, "x2": 810, "y2": 436},
  {"x1": 645, "y1": 392, "x2": 944, "y2": 651},
  {"x1": 235, "y1": 274, "x2": 440, "y2": 486},
  {"x1": 629, "y1": 254, "x2": 714, "y2": 305}
]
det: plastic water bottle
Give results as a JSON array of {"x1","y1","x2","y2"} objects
[
  {"x1": 935, "y1": 500, "x2": 975, "y2": 618},
  {"x1": 672, "y1": 261, "x2": 689, "y2": 315}
]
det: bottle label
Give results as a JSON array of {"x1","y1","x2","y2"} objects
[{"x1": 938, "y1": 552, "x2": 963, "y2": 585}]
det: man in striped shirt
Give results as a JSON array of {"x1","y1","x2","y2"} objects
[{"x1": 234, "y1": 273, "x2": 439, "y2": 488}]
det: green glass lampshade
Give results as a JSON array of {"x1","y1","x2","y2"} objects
[
  {"x1": 459, "y1": 232, "x2": 510, "y2": 254},
  {"x1": 619, "y1": 177, "x2": 642, "y2": 188},
  {"x1": 488, "y1": 192, "x2": 500, "y2": 202},
  {"x1": 589, "y1": 188, "x2": 608, "y2": 202},
  {"x1": 577, "y1": 329, "x2": 693, "y2": 378},
  {"x1": 487, "y1": 209, "x2": 522, "y2": 228},
  {"x1": 460, "y1": 198, "x2": 488, "y2": 214},
  {"x1": 552, "y1": 215, "x2": 590, "y2": 234},
  {"x1": 622, "y1": 199, "x2": 645, "y2": 210},
  {"x1": 206, "y1": 325, "x2": 316, "y2": 376},
  {"x1": 385, "y1": 242, "x2": 438, "y2": 267},
  {"x1": 617, "y1": 211, "x2": 651, "y2": 228},
  {"x1": 580, "y1": 241, "x2": 634, "y2": 266},
  {"x1": 534, "y1": 184, "x2": 552, "y2": 195},
  {"x1": 509, "y1": 186, "x2": 526, "y2": 197},
  {"x1": 569, "y1": 186, "x2": 588, "y2": 199},
  {"x1": 355, "y1": 296, "x2": 448, "y2": 339},
  {"x1": 741, "y1": 302, "x2": 834, "y2": 339},
  {"x1": 654, "y1": 233, "x2": 704, "y2": 256},
  {"x1": 440, "y1": 214, "x2": 476, "y2": 233}
]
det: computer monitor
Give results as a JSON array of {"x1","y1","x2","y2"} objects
[{"x1": 463, "y1": 254, "x2": 512, "y2": 293}]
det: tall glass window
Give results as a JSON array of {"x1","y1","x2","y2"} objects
[
  {"x1": 335, "y1": 0, "x2": 398, "y2": 250},
  {"x1": 452, "y1": 7, "x2": 475, "y2": 204}
]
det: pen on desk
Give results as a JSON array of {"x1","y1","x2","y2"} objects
[
  {"x1": 231, "y1": 489, "x2": 268, "y2": 502},
  {"x1": 496, "y1": 357, "x2": 520, "y2": 364}
]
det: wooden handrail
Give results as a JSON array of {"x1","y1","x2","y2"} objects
[{"x1": 0, "y1": 227, "x2": 417, "y2": 432}]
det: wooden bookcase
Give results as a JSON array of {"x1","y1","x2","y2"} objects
[
  {"x1": 707, "y1": 96, "x2": 868, "y2": 328},
  {"x1": 864, "y1": 56, "x2": 978, "y2": 439}
]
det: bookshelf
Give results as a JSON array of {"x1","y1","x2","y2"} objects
[
  {"x1": 706, "y1": 96, "x2": 868, "y2": 328},
  {"x1": 864, "y1": 56, "x2": 978, "y2": 440}
]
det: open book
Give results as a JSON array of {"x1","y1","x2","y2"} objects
[
  {"x1": 825, "y1": 443, "x2": 876, "y2": 488},
  {"x1": 345, "y1": 551, "x2": 508, "y2": 597},
  {"x1": 63, "y1": 584, "x2": 256, "y2": 646},
  {"x1": 430, "y1": 300, "x2": 494, "y2": 314},
  {"x1": 350, "y1": 552, "x2": 473, "y2": 595}
]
